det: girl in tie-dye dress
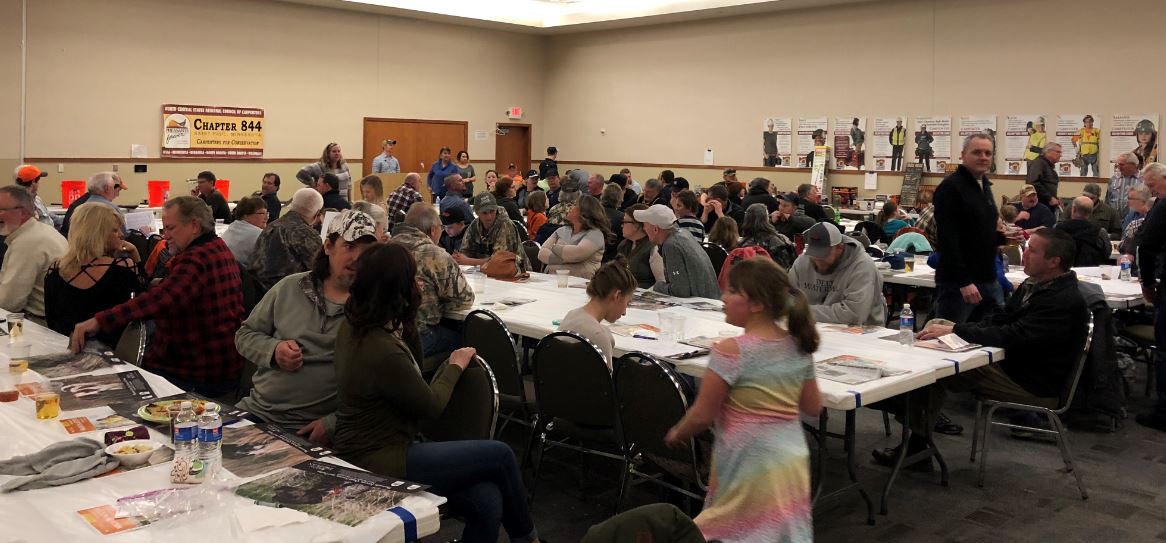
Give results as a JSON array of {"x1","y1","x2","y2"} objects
[{"x1": 666, "y1": 258, "x2": 821, "y2": 543}]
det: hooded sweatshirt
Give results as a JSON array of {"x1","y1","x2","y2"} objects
[
  {"x1": 1054, "y1": 218, "x2": 1108, "y2": 267},
  {"x1": 787, "y1": 237, "x2": 886, "y2": 326}
]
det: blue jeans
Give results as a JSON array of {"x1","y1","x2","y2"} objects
[
  {"x1": 406, "y1": 440, "x2": 537, "y2": 543},
  {"x1": 1079, "y1": 154, "x2": 1099, "y2": 177},
  {"x1": 935, "y1": 280, "x2": 1004, "y2": 324},
  {"x1": 420, "y1": 322, "x2": 463, "y2": 358}
]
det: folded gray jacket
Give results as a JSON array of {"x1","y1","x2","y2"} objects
[{"x1": 0, "y1": 438, "x2": 119, "y2": 491}]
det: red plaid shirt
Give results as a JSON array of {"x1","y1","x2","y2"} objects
[
  {"x1": 386, "y1": 184, "x2": 424, "y2": 229},
  {"x1": 96, "y1": 233, "x2": 244, "y2": 385}
]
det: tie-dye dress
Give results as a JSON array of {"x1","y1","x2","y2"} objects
[{"x1": 695, "y1": 334, "x2": 814, "y2": 543}]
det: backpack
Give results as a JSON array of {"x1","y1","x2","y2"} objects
[{"x1": 718, "y1": 245, "x2": 771, "y2": 292}]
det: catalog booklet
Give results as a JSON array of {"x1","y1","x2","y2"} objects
[{"x1": 816, "y1": 355, "x2": 908, "y2": 385}]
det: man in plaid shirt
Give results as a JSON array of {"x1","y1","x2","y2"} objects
[
  {"x1": 386, "y1": 172, "x2": 424, "y2": 232},
  {"x1": 71, "y1": 197, "x2": 244, "y2": 398}
]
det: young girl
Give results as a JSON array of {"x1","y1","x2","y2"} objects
[
  {"x1": 665, "y1": 257, "x2": 820, "y2": 543},
  {"x1": 526, "y1": 190, "x2": 549, "y2": 241},
  {"x1": 557, "y1": 257, "x2": 637, "y2": 368}
]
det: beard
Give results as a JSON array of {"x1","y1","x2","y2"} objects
[{"x1": 335, "y1": 273, "x2": 356, "y2": 290}]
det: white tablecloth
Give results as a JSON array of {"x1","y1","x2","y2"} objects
[{"x1": 882, "y1": 263, "x2": 1144, "y2": 308}]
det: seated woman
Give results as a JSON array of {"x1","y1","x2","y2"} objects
[
  {"x1": 538, "y1": 194, "x2": 611, "y2": 278},
  {"x1": 222, "y1": 195, "x2": 269, "y2": 268},
  {"x1": 617, "y1": 204, "x2": 664, "y2": 289},
  {"x1": 332, "y1": 243, "x2": 541, "y2": 543},
  {"x1": 707, "y1": 215, "x2": 739, "y2": 252},
  {"x1": 558, "y1": 257, "x2": 637, "y2": 367},
  {"x1": 876, "y1": 200, "x2": 913, "y2": 241},
  {"x1": 493, "y1": 176, "x2": 524, "y2": 223},
  {"x1": 359, "y1": 174, "x2": 387, "y2": 212},
  {"x1": 44, "y1": 203, "x2": 142, "y2": 347},
  {"x1": 739, "y1": 203, "x2": 795, "y2": 268}
]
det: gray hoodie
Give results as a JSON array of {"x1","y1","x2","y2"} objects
[{"x1": 788, "y1": 237, "x2": 886, "y2": 326}]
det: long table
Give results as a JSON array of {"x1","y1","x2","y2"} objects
[
  {"x1": 0, "y1": 317, "x2": 443, "y2": 542},
  {"x1": 882, "y1": 263, "x2": 1145, "y2": 309}
]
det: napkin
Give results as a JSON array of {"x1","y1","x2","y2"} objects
[{"x1": 235, "y1": 503, "x2": 312, "y2": 532}]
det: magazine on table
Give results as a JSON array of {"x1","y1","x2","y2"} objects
[
  {"x1": 22, "y1": 350, "x2": 120, "y2": 379},
  {"x1": 877, "y1": 333, "x2": 982, "y2": 352},
  {"x1": 815, "y1": 355, "x2": 909, "y2": 385},
  {"x1": 17, "y1": 370, "x2": 155, "y2": 411},
  {"x1": 220, "y1": 423, "x2": 332, "y2": 479},
  {"x1": 60, "y1": 413, "x2": 137, "y2": 434},
  {"x1": 822, "y1": 324, "x2": 887, "y2": 335}
]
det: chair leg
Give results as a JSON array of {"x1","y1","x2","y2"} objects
[
  {"x1": 882, "y1": 410, "x2": 892, "y2": 437},
  {"x1": 614, "y1": 456, "x2": 631, "y2": 516},
  {"x1": 1048, "y1": 413, "x2": 1088, "y2": 500},
  {"x1": 527, "y1": 430, "x2": 548, "y2": 504},
  {"x1": 970, "y1": 400, "x2": 984, "y2": 463},
  {"x1": 978, "y1": 404, "x2": 1001, "y2": 488}
]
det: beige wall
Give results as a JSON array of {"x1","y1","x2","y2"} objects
[{"x1": 0, "y1": 0, "x2": 21, "y2": 167}]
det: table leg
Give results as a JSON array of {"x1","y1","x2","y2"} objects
[
  {"x1": 812, "y1": 408, "x2": 828, "y2": 503},
  {"x1": 880, "y1": 395, "x2": 912, "y2": 516},
  {"x1": 846, "y1": 410, "x2": 876, "y2": 525}
]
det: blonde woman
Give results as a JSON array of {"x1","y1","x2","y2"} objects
[{"x1": 44, "y1": 203, "x2": 142, "y2": 346}]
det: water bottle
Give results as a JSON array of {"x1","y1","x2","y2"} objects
[
  {"x1": 197, "y1": 403, "x2": 223, "y2": 480},
  {"x1": 173, "y1": 401, "x2": 198, "y2": 465},
  {"x1": 899, "y1": 304, "x2": 915, "y2": 345},
  {"x1": 1119, "y1": 259, "x2": 1131, "y2": 281}
]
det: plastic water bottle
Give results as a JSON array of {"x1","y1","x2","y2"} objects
[
  {"x1": 899, "y1": 304, "x2": 915, "y2": 345},
  {"x1": 173, "y1": 401, "x2": 198, "y2": 463},
  {"x1": 1119, "y1": 259, "x2": 1131, "y2": 281},
  {"x1": 197, "y1": 403, "x2": 223, "y2": 479}
]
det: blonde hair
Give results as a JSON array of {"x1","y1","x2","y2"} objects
[{"x1": 59, "y1": 203, "x2": 123, "y2": 278}]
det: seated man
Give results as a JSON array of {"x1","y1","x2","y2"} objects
[
  {"x1": 453, "y1": 193, "x2": 526, "y2": 270},
  {"x1": 772, "y1": 193, "x2": 817, "y2": 239},
  {"x1": 194, "y1": 170, "x2": 232, "y2": 223},
  {"x1": 386, "y1": 172, "x2": 424, "y2": 231},
  {"x1": 439, "y1": 206, "x2": 468, "y2": 254},
  {"x1": 874, "y1": 228, "x2": 1088, "y2": 467},
  {"x1": 1013, "y1": 184, "x2": 1055, "y2": 231},
  {"x1": 316, "y1": 173, "x2": 351, "y2": 211},
  {"x1": 699, "y1": 184, "x2": 744, "y2": 232},
  {"x1": 251, "y1": 188, "x2": 324, "y2": 290},
  {"x1": 438, "y1": 173, "x2": 474, "y2": 220},
  {"x1": 1081, "y1": 182, "x2": 1122, "y2": 238},
  {"x1": 393, "y1": 203, "x2": 475, "y2": 357},
  {"x1": 72, "y1": 197, "x2": 245, "y2": 398},
  {"x1": 634, "y1": 204, "x2": 721, "y2": 299},
  {"x1": 788, "y1": 222, "x2": 886, "y2": 326},
  {"x1": 1054, "y1": 196, "x2": 1109, "y2": 267},
  {"x1": 235, "y1": 209, "x2": 379, "y2": 443},
  {"x1": 0, "y1": 186, "x2": 68, "y2": 320}
]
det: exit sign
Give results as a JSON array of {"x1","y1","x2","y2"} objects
[{"x1": 507, "y1": 107, "x2": 523, "y2": 120}]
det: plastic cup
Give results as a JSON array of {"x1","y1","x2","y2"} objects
[
  {"x1": 7, "y1": 313, "x2": 24, "y2": 343},
  {"x1": 903, "y1": 254, "x2": 915, "y2": 273},
  {"x1": 8, "y1": 342, "x2": 30, "y2": 374},
  {"x1": 472, "y1": 272, "x2": 487, "y2": 294},
  {"x1": 671, "y1": 314, "x2": 687, "y2": 342},
  {"x1": 34, "y1": 382, "x2": 61, "y2": 420},
  {"x1": 556, "y1": 269, "x2": 570, "y2": 288}
]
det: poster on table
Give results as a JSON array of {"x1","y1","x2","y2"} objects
[
  {"x1": 912, "y1": 116, "x2": 951, "y2": 174},
  {"x1": 872, "y1": 117, "x2": 907, "y2": 172},
  {"x1": 1055, "y1": 114, "x2": 1101, "y2": 178},
  {"x1": 797, "y1": 117, "x2": 829, "y2": 168},
  {"x1": 833, "y1": 117, "x2": 866, "y2": 170},
  {"x1": 1003, "y1": 115, "x2": 1045, "y2": 175},
  {"x1": 1110, "y1": 114, "x2": 1159, "y2": 175},
  {"x1": 761, "y1": 117, "x2": 793, "y2": 168},
  {"x1": 161, "y1": 104, "x2": 264, "y2": 158},
  {"x1": 958, "y1": 116, "x2": 998, "y2": 174}
]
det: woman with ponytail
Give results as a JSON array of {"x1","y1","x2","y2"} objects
[
  {"x1": 557, "y1": 256, "x2": 637, "y2": 368},
  {"x1": 665, "y1": 257, "x2": 820, "y2": 543}
]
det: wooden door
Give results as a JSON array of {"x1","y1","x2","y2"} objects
[
  {"x1": 362, "y1": 118, "x2": 468, "y2": 201},
  {"x1": 495, "y1": 123, "x2": 532, "y2": 179}
]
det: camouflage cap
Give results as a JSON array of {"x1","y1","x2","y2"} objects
[{"x1": 327, "y1": 209, "x2": 378, "y2": 241}]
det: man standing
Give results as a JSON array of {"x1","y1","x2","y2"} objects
[
  {"x1": 251, "y1": 188, "x2": 324, "y2": 290},
  {"x1": 788, "y1": 222, "x2": 886, "y2": 326},
  {"x1": 0, "y1": 186, "x2": 68, "y2": 320},
  {"x1": 61, "y1": 171, "x2": 124, "y2": 237},
  {"x1": 316, "y1": 173, "x2": 351, "y2": 211},
  {"x1": 72, "y1": 197, "x2": 244, "y2": 398},
  {"x1": 260, "y1": 172, "x2": 282, "y2": 222},
  {"x1": 890, "y1": 119, "x2": 907, "y2": 171},
  {"x1": 1013, "y1": 184, "x2": 1056, "y2": 231},
  {"x1": 1026, "y1": 143, "x2": 1063, "y2": 212},
  {"x1": 1136, "y1": 162, "x2": 1166, "y2": 431},
  {"x1": 539, "y1": 146, "x2": 559, "y2": 180},
  {"x1": 371, "y1": 139, "x2": 400, "y2": 174},
  {"x1": 1107, "y1": 152, "x2": 1141, "y2": 219},
  {"x1": 394, "y1": 203, "x2": 475, "y2": 358},
  {"x1": 634, "y1": 204, "x2": 720, "y2": 299},
  {"x1": 763, "y1": 120, "x2": 780, "y2": 167},
  {"x1": 386, "y1": 172, "x2": 424, "y2": 232},
  {"x1": 194, "y1": 170, "x2": 232, "y2": 222},
  {"x1": 722, "y1": 169, "x2": 738, "y2": 185},
  {"x1": 933, "y1": 133, "x2": 1005, "y2": 322},
  {"x1": 1081, "y1": 183, "x2": 1121, "y2": 237},
  {"x1": 13, "y1": 165, "x2": 59, "y2": 228}
]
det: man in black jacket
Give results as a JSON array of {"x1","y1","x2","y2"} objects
[
  {"x1": 1026, "y1": 143, "x2": 1063, "y2": 213},
  {"x1": 933, "y1": 133, "x2": 1006, "y2": 323},
  {"x1": 796, "y1": 183, "x2": 829, "y2": 222},
  {"x1": 1053, "y1": 196, "x2": 1109, "y2": 267},
  {"x1": 1136, "y1": 162, "x2": 1166, "y2": 431},
  {"x1": 316, "y1": 173, "x2": 351, "y2": 211},
  {"x1": 741, "y1": 177, "x2": 779, "y2": 214}
]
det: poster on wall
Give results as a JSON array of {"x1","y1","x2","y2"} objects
[
  {"x1": 1003, "y1": 115, "x2": 1045, "y2": 175},
  {"x1": 959, "y1": 116, "x2": 998, "y2": 174},
  {"x1": 873, "y1": 117, "x2": 907, "y2": 172},
  {"x1": 1056, "y1": 114, "x2": 1101, "y2": 178},
  {"x1": 1110, "y1": 114, "x2": 1159, "y2": 174},
  {"x1": 762, "y1": 118, "x2": 793, "y2": 168},
  {"x1": 833, "y1": 117, "x2": 865, "y2": 170},
  {"x1": 797, "y1": 117, "x2": 829, "y2": 168},
  {"x1": 912, "y1": 116, "x2": 950, "y2": 174},
  {"x1": 161, "y1": 104, "x2": 264, "y2": 158}
]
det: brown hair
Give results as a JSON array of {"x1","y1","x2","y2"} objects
[
  {"x1": 493, "y1": 177, "x2": 513, "y2": 198},
  {"x1": 232, "y1": 195, "x2": 267, "y2": 221},
  {"x1": 876, "y1": 201, "x2": 898, "y2": 227},
  {"x1": 726, "y1": 181, "x2": 745, "y2": 199},
  {"x1": 728, "y1": 258, "x2": 819, "y2": 353},
  {"x1": 673, "y1": 189, "x2": 699, "y2": 214},
  {"x1": 576, "y1": 195, "x2": 614, "y2": 240},
  {"x1": 319, "y1": 142, "x2": 345, "y2": 169},
  {"x1": 708, "y1": 215, "x2": 739, "y2": 251},
  {"x1": 360, "y1": 175, "x2": 384, "y2": 201},
  {"x1": 526, "y1": 190, "x2": 548, "y2": 213},
  {"x1": 585, "y1": 255, "x2": 637, "y2": 299}
]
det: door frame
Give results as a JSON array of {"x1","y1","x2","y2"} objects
[
  {"x1": 361, "y1": 117, "x2": 469, "y2": 175},
  {"x1": 495, "y1": 122, "x2": 532, "y2": 174}
]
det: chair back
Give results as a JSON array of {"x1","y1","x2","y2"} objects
[
  {"x1": 855, "y1": 220, "x2": 883, "y2": 244},
  {"x1": 821, "y1": 204, "x2": 836, "y2": 220},
  {"x1": 463, "y1": 309, "x2": 524, "y2": 401},
  {"x1": 1000, "y1": 245, "x2": 1021, "y2": 267},
  {"x1": 114, "y1": 321, "x2": 147, "y2": 366},
  {"x1": 532, "y1": 332, "x2": 619, "y2": 428},
  {"x1": 239, "y1": 267, "x2": 267, "y2": 318},
  {"x1": 522, "y1": 239, "x2": 543, "y2": 273},
  {"x1": 700, "y1": 242, "x2": 728, "y2": 273},
  {"x1": 513, "y1": 219, "x2": 528, "y2": 241},
  {"x1": 125, "y1": 230, "x2": 149, "y2": 260},
  {"x1": 614, "y1": 353, "x2": 704, "y2": 486},
  {"x1": 1056, "y1": 312, "x2": 1094, "y2": 413},
  {"x1": 422, "y1": 355, "x2": 500, "y2": 441}
]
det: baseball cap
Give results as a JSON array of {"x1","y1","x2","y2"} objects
[
  {"x1": 472, "y1": 192, "x2": 499, "y2": 214},
  {"x1": 440, "y1": 206, "x2": 468, "y2": 226},
  {"x1": 383, "y1": 138, "x2": 396, "y2": 146},
  {"x1": 1082, "y1": 183, "x2": 1101, "y2": 198},
  {"x1": 779, "y1": 193, "x2": 799, "y2": 204},
  {"x1": 803, "y1": 222, "x2": 843, "y2": 258},
  {"x1": 1019, "y1": 184, "x2": 1037, "y2": 198},
  {"x1": 327, "y1": 209, "x2": 378, "y2": 241},
  {"x1": 723, "y1": 168, "x2": 736, "y2": 175},
  {"x1": 525, "y1": 169, "x2": 538, "y2": 179},
  {"x1": 14, "y1": 165, "x2": 47, "y2": 184},
  {"x1": 632, "y1": 204, "x2": 677, "y2": 229}
]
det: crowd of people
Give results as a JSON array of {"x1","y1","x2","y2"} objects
[{"x1": 1, "y1": 132, "x2": 1164, "y2": 541}]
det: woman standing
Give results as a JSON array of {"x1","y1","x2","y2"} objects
[
  {"x1": 456, "y1": 150, "x2": 477, "y2": 198},
  {"x1": 426, "y1": 147, "x2": 460, "y2": 201},
  {"x1": 617, "y1": 204, "x2": 664, "y2": 289},
  {"x1": 332, "y1": 243, "x2": 542, "y2": 543},
  {"x1": 297, "y1": 143, "x2": 351, "y2": 199},
  {"x1": 538, "y1": 195, "x2": 611, "y2": 279}
]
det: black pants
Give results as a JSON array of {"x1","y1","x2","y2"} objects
[{"x1": 891, "y1": 145, "x2": 904, "y2": 170}]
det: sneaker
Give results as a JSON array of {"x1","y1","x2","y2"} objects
[{"x1": 933, "y1": 412, "x2": 963, "y2": 435}]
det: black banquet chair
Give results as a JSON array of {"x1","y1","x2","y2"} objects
[
  {"x1": 700, "y1": 242, "x2": 728, "y2": 273},
  {"x1": 422, "y1": 355, "x2": 500, "y2": 442},
  {"x1": 463, "y1": 309, "x2": 534, "y2": 434}
]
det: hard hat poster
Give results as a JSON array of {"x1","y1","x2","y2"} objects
[
  {"x1": 1110, "y1": 114, "x2": 1158, "y2": 177},
  {"x1": 161, "y1": 104, "x2": 264, "y2": 158}
]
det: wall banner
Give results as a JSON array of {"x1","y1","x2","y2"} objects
[
  {"x1": 762, "y1": 117, "x2": 793, "y2": 167},
  {"x1": 797, "y1": 117, "x2": 828, "y2": 168},
  {"x1": 1110, "y1": 114, "x2": 1159, "y2": 174},
  {"x1": 162, "y1": 104, "x2": 264, "y2": 158},
  {"x1": 912, "y1": 116, "x2": 951, "y2": 174},
  {"x1": 873, "y1": 117, "x2": 906, "y2": 172},
  {"x1": 1003, "y1": 115, "x2": 1044, "y2": 175},
  {"x1": 959, "y1": 115, "x2": 997, "y2": 173},
  {"x1": 833, "y1": 117, "x2": 865, "y2": 170},
  {"x1": 1056, "y1": 114, "x2": 1101, "y2": 177}
]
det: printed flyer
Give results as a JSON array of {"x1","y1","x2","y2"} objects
[
  {"x1": 873, "y1": 117, "x2": 907, "y2": 172},
  {"x1": 762, "y1": 117, "x2": 792, "y2": 167},
  {"x1": 912, "y1": 116, "x2": 951, "y2": 174}
]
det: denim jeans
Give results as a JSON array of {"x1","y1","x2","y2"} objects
[
  {"x1": 1079, "y1": 153, "x2": 1099, "y2": 177},
  {"x1": 935, "y1": 280, "x2": 1004, "y2": 324},
  {"x1": 406, "y1": 440, "x2": 537, "y2": 543},
  {"x1": 420, "y1": 321, "x2": 463, "y2": 358}
]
